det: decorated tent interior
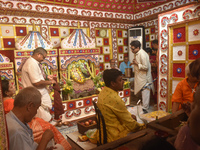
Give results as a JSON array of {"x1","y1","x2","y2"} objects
[{"x1": 0, "y1": 0, "x2": 200, "y2": 149}]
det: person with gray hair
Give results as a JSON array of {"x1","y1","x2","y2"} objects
[
  {"x1": 172, "y1": 60, "x2": 199, "y2": 113},
  {"x1": 21, "y1": 47, "x2": 56, "y2": 122},
  {"x1": 6, "y1": 87, "x2": 54, "y2": 150}
]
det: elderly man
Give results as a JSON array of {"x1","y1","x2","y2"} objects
[
  {"x1": 130, "y1": 40, "x2": 153, "y2": 113},
  {"x1": 6, "y1": 87, "x2": 54, "y2": 150},
  {"x1": 22, "y1": 47, "x2": 56, "y2": 122}
]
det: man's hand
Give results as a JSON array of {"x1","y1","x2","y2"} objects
[
  {"x1": 50, "y1": 79, "x2": 56, "y2": 84},
  {"x1": 47, "y1": 75, "x2": 54, "y2": 80},
  {"x1": 37, "y1": 129, "x2": 54, "y2": 150},
  {"x1": 131, "y1": 114, "x2": 137, "y2": 121},
  {"x1": 42, "y1": 129, "x2": 54, "y2": 142},
  {"x1": 46, "y1": 146, "x2": 57, "y2": 150},
  {"x1": 132, "y1": 59, "x2": 138, "y2": 65},
  {"x1": 182, "y1": 102, "x2": 192, "y2": 117}
]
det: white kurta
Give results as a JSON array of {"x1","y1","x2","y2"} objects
[
  {"x1": 21, "y1": 57, "x2": 52, "y2": 121},
  {"x1": 134, "y1": 49, "x2": 153, "y2": 95}
]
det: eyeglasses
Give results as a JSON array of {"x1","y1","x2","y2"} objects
[{"x1": 131, "y1": 47, "x2": 136, "y2": 51}]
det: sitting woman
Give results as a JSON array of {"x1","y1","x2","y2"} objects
[
  {"x1": 172, "y1": 61, "x2": 199, "y2": 113},
  {"x1": 174, "y1": 85, "x2": 200, "y2": 150},
  {"x1": 2, "y1": 79, "x2": 71, "y2": 150}
]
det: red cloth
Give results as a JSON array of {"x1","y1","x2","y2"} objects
[
  {"x1": 28, "y1": 117, "x2": 72, "y2": 150},
  {"x1": 53, "y1": 77, "x2": 64, "y2": 120},
  {"x1": 3, "y1": 98, "x2": 71, "y2": 150},
  {"x1": 150, "y1": 55, "x2": 157, "y2": 103},
  {"x1": 3, "y1": 98, "x2": 14, "y2": 114},
  {"x1": 171, "y1": 78, "x2": 199, "y2": 109}
]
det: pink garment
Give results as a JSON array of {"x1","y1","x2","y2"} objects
[{"x1": 174, "y1": 125, "x2": 200, "y2": 150}]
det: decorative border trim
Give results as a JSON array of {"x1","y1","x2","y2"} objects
[
  {"x1": 0, "y1": 1, "x2": 134, "y2": 21},
  {"x1": 134, "y1": 0, "x2": 194, "y2": 20}
]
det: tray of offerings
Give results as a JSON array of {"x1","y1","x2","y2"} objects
[{"x1": 147, "y1": 109, "x2": 188, "y2": 136}]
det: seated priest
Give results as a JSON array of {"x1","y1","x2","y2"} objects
[
  {"x1": 2, "y1": 80, "x2": 71, "y2": 150},
  {"x1": 174, "y1": 84, "x2": 200, "y2": 150},
  {"x1": 96, "y1": 69, "x2": 144, "y2": 143},
  {"x1": 171, "y1": 61, "x2": 199, "y2": 113}
]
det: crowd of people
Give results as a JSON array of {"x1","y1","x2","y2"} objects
[
  {"x1": 2, "y1": 47, "x2": 72, "y2": 150},
  {"x1": 1, "y1": 40, "x2": 200, "y2": 150}
]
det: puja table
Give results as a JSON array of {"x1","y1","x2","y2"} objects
[
  {"x1": 147, "y1": 109, "x2": 187, "y2": 136},
  {"x1": 91, "y1": 128, "x2": 158, "y2": 150},
  {"x1": 66, "y1": 131, "x2": 96, "y2": 150}
]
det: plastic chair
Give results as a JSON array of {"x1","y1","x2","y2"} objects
[{"x1": 92, "y1": 101, "x2": 107, "y2": 146}]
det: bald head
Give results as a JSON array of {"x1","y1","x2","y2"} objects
[{"x1": 14, "y1": 87, "x2": 41, "y2": 107}]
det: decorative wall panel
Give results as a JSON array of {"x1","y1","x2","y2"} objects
[
  {"x1": 158, "y1": 4, "x2": 200, "y2": 111},
  {"x1": 134, "y1": 0, "x2": 194, "y2": 20},
  {"x1": 48, "y1": 26, "x2": 90, "y2": 48},
  {"x1": 95, "y1": 28, "x2": 112, "y2": 71},
  {"x1": 0, "y1": 79, "x2": 8, "y2": 150},
  {"x1": 0, "y1": 1, "x2": 134, "y2": 23},
  {"x1": 116, "y1": 29, "x2": 128, "y2": 66},
  {"x1": 0, "y1": 24, "x2": 40, "y2": 50}
]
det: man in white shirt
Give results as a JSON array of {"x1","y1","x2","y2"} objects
[
  {"x1": 130, "y1": 40, "x2": 153, "y2": 113},
  {"x1": 21, "y1": 47, "x2": 56, "y2": 122}
]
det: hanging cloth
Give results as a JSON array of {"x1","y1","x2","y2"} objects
[{"x1": 53, "y1": 77, "x2": 64, "y2": 120}]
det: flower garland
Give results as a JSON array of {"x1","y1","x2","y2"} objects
[
  {"x1": 92, "y1": 73, "x2": 105, "y2": 91},
  {"x1": 69, "y1": 63, "x2": 85, "y2": 84},
  {"x1": 62, "y1": 79, "x2": 74, "y2": 95},
  {"x1": 123, "y1": 81, "x2": 130, "y2": 89}
]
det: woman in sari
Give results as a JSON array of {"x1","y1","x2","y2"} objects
[{"x1": 2, "y1": 79, "x2": 71, "y2": 150}]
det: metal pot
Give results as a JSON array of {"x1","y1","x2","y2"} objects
[{"x1": 125, "y1": 68, "x2": 133, "y2": 77}]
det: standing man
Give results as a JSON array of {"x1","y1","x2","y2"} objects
[
  {"x1": 22, "y1": 47, "x2": 56, "y2": 122},
  {"x1": 130, "y1": 40, "x2": 153, "y2": 113},
  {"x1": 119, "y1": 56, "x2": 133, "y2": 75}
]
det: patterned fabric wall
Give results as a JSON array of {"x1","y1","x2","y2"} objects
[
  {"x1": 0, "y1": 79, "x2": 9, "y2": 149},
  {"x1": 158, "y1": 4, "x2": 200, "y2": 111},
  {"x1": 116, "y1": 29, "x2": 128, "y2": 66},
  {"x1": 11, "y1": 0, "x2": 171, "y2": 14},
  {"x1": 134, "y1": 0, "x2": 194, "y2": 20},
  {"x1": 168, "y1": 20, "x2": 200, "y2": 109},
  {"x1": 135, "y1": 19, "x2": 158, "y2": 49},
  {"x1": 145, "y1": 25, "x2": 158, "y2": 48},
  {"x1": 48, "y1": 26, "x2": 89, "y2": 48},
  {"x1": 0, "y1": 24, "x2": 40, "y2": 50},
  {"x1": 95, "y1": 28, "x2": 113, "y2": 71}
]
